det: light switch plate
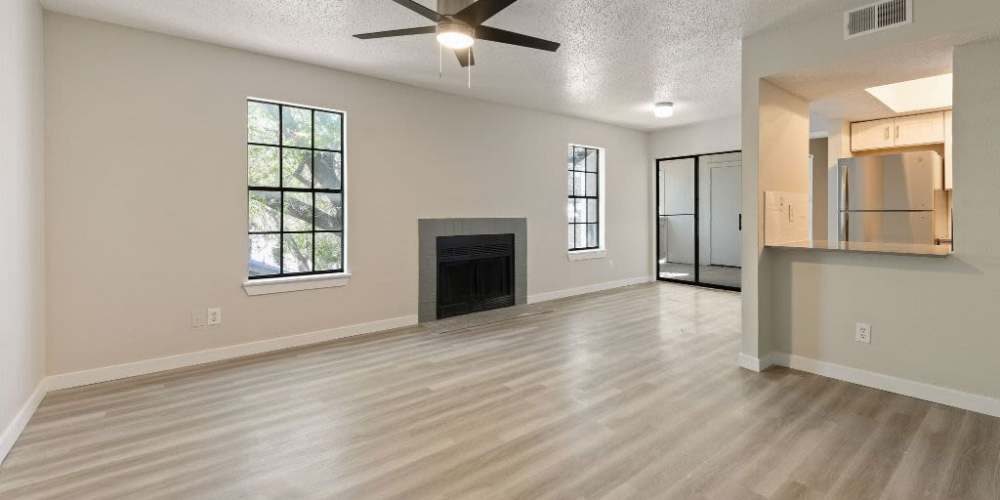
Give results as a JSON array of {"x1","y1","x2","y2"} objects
[{"x1": 855, "y1": 322, "x2": 872, "y2": 344}]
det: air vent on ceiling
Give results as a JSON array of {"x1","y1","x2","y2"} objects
[{"x1": 845, "y1": 0, "x2": 912, "y2": 39}]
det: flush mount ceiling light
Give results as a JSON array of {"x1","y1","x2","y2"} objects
[
  {"x1": 654, "y1": 102, "x2": 675, "y2": 118},
  {"x1": 436, "y1": 22, "x2": 474, "y2": 50},
  {"x1": 866, "y1": 73, "x2": 952, "y2": 113}
]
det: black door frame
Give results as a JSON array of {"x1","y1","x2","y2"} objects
[{"x1": 655, "y1": 150, "x2": 742, "y2": 292}]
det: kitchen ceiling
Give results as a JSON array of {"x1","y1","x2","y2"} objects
[
  {"x1": 40, "y1": 0, "x2": 849, "y2": 130},
  {"x1": 766, "y1": 36, "x2": 962, "y2": 132}
]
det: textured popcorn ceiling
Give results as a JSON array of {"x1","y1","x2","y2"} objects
[{"x1": 41, "y1": 0, "x2": 846, "y2": 130}]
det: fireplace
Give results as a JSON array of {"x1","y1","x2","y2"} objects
[
  {"x1": 418, "y1": 218, "x2": 526, "y2": 322},
  {"x1": 436, "y1": 234, "x2": 515, "y2": 319}
]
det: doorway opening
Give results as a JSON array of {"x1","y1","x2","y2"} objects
[{"x1": 656, "y1": 151, "x2": 742, "y2": 291}]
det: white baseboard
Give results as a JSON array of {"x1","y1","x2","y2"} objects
[
  {"x1": 528, "y1": 276, "x2": 653, "y2": 304},
  {"x1": 737, "y1": 353, "x2": 764, "y2": 372},
  {"x1": 768, "y1": 352, "x2": 1000, "y2": 418},
  {"x1": 1, "y1": 379, "x2": 47, "y2": 466},
  {"x1": 53, "y1": 277, "x2": 656, "y2": 390},
  {"x1": 49, "y1": 276, "x2": 657, "y2": 391},
  {"x1": 0, "y1": 277, "x2": 703, "y2": 466},
  {"x1": 46, "y1": 314, "x2": 418, "y2": 391}
]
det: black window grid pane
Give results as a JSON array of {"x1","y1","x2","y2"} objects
[
  {"x1": 248, "y1": 100, "x2": 345, "y2": 279},
  {"x1": 281, "y1": 105, "x2": 314, "y2": 149},
  {"x1": 247, "y1": 186, "x2": 341, "y2": 193},
  {"x1": 248, "y1": 142, "x2": 342, "y2": 153},
  {"x1": 247, "y1": 144, "x2": 280, "y2": 188},
  {"x1": 568, "y1": 146, "x2": 600, "y2": 251},
  {"x1": 247, "y1": 102, "x2": 281, "y2": 145}
]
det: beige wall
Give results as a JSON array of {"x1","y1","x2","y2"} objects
[
  {"x1": 648, "y1": 116, "x2": 741, "y2": 160},
  {"x1": 1, "y1": 0, "x2": 46, "y2": 439},
  {"x1": 43, "y1": 14, "x2": 652, "y2": 375},
  {"x1": 751, "y1": 80, "x2": 810, "y2": 357},
  {"x1": 743, "y1": 0, "x2": 1000, "y2": 400},
  {"x1": 809, "y1": 138, "x2": 828, "y2": 240}
]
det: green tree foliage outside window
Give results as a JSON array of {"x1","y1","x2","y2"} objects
[{"x1": 247, "y1": 100, "x2": 345, "y2": 278}]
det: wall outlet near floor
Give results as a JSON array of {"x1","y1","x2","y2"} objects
[
  {"x1": 207, "y1": 307, "x2": 222, "y2": 326},
  {"x1": 193, "y1": 308, "x2": 222, "y2": 328},
  {"x1": 192, "y1": 310, "x2": 207, "y2": 328},
  {"x1": 855, "y1": 322, "x2": 872, "y2": 344}
]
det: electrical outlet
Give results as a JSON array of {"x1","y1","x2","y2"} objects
[
  {"x1": 192, "y1": 310, "x2": 207, "y2": 328},
  {"x1": 855, "y1": 322, "x2": 872, "y2": 344},
  {"x1": 207, "y1": 307, "x2": 222, "y2": 326}
]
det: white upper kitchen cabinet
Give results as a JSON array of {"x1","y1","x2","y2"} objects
[
  {"x1": 851, "y1": 118, "x2": 895, "y2": 151},
  {"x1": 850, "y1": 112, "x2": 947, "y2": 153},
  {"x1": 894, "y1": 112, "x2": 945, "y2": 148}
]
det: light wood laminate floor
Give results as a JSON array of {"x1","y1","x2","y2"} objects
[{"x1": 1, "y1": 283, "x2": 998, "y2": 499}]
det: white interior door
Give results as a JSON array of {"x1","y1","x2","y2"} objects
[{"x1": 710, "y1": 166, "x2": 740, "y2": 267}]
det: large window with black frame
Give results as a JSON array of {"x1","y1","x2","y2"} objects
[
  {"x1": 247, "y1": 99, "x2": 344, "y2": 279},
  {"x1": 567, "y1": 145, "x2": 601, "y2": 251}
]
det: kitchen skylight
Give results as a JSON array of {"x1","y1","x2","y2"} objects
[{"x1": 866, "y1": 73, "x2": 953, "y2": 113}]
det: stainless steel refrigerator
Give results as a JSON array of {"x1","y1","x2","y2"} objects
[{"x1": 838, "y1": 151, "x2": 942, "y2": 244}]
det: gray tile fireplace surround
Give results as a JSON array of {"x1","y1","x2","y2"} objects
[{"x1": 418, "y1": 218, "x2": 528, "y2": 322}]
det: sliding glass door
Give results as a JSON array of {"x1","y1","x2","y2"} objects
[
  {"x1": 656, "y1": 151, "x2": 742, "y2": 291},
  {"x1": 657, "y1": 157, "x2": 696, "y2": 283}
]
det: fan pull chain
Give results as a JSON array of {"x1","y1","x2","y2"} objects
[
  {"x1": 468, "y1": 29, "x2": 475, "y2": 89},
  {"x1": 438, "y1": 45, "x2": 443, "y2": 78}
]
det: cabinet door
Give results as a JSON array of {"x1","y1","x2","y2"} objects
[
  {"x1": 894, "y1": 112, "x2": 945, "y2": 147},
  {"x1": 851, "y1": 118, "x2": 894, "y2": 152},
  {"x1": 944, "y1": 110, "x2": 953, "y2": 190}
]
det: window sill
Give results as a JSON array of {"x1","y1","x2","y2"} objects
[
  {"x1": 243, "y1": 272, "x2": 351, "y2": 296},
  {"x1": 568, "y1": 249, "x2": 607, "y2": 261}
]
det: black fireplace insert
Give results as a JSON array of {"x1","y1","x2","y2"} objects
[{"x1": 436, "y1": 234, "x2": 515, "y2": 320}]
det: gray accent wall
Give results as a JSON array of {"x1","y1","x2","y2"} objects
[{"x1": 418, "y1": 218, "x2": 528, "y2": 322}]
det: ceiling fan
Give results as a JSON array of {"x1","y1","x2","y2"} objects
[{"x1": 354, "y1": 0, "x2": 561, "y2": 70}]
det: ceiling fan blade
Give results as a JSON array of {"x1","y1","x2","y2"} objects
[
  {"x1": 475, "y1": 25, "x2": 560, "y2": 52},
  {"x1": 354, "y1": 26, "x2": 437, "y2": 39},
  {"x1": 455, "y1": 0, "x2": 519, "y2": 26},
  {"x1": 390, "y1": 0, "x2": 442, "y2": 22},
  {"x1": 455, "y1": 47, "x2": 475, "y2": 67}
]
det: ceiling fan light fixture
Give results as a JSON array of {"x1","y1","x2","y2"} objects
[
  {"x1": 437, "y1": 22, "x2": 475, "y2": 50},
  {"x1": 654, "y1": 102, "x2": 675, "y2": 118}
]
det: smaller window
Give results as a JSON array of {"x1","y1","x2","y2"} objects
[{"x1": 567, "y1": 145, "x2": 602, "y2": 251}]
